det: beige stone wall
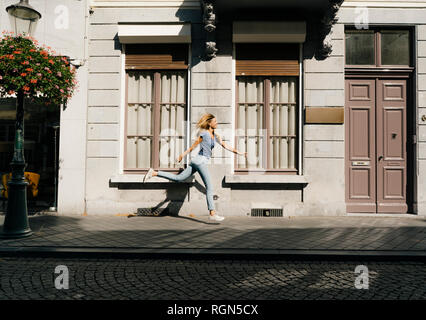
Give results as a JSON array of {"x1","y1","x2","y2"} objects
[{"x1": 302, "y1": 23, "x2": 346, "y2": 216}]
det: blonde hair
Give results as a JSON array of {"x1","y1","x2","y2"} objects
[{"x1": 196, "y1": 113, "x2": 215, "y2": 130}]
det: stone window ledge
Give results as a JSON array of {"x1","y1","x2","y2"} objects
[
  {"x1": 224, "y1": 174, "x2": 308, "y2": 185},
  {"x1": 109, "y1": 174, "x2": 195, "y2": 185}
]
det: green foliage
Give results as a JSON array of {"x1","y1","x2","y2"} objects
[{"x1": 0, "y1": 31, "x2": 78, "y2": 106}]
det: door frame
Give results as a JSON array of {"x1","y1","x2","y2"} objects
[{"x1": 344, "y1": 69, "x2": 415, "y2": 214}]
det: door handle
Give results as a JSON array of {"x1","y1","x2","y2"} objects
[{"x1": 378, "y1": 156, "x2": 383, "y2": 161}]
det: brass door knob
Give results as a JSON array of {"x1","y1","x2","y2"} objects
[{"x1": 422, "y1": 115, "x2": 426, "y2": 122}]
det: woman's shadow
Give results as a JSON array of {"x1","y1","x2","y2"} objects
[{"x1": 129, "y1": 167, "x2": 220, "y2": 225}]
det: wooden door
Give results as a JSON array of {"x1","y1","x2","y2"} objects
[
  {"x1": 345, "y1": 78, "x2": 408, "y2": 213},
  {"x1": 345, "y1": 79, "x2": 376, "y2": 213},
  {"x1": 376, "y1": 79, "x2": 408, "y2": 213}
]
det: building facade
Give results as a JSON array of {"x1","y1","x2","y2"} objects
[
  {"x1": 67, "y1": 0, "x2": 424, "y2": 217},
  {"x1": 3, "y1": 0, "x2": 425, "y2": 217}
]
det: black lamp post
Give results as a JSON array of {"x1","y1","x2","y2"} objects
[{"x1": 0, "y1": 0, "x2": 41, "y2": 239}]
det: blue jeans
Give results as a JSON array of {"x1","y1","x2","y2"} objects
[{"x1": 157, "y1": 154, "x2": 215, "y2": 211}]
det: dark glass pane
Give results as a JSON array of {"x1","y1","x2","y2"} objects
[
  {"x1": 381, "y1": 30, "x2": 410, "y2": 65},
  {"x1": 345, "y1": 31, "x2": 375, "y2": 65}
]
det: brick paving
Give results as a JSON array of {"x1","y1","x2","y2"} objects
[
  {"x1": 0, "y1": 214, "x2": 425, "y2": 255},
  {"x1": 0, "y1": 257, "x2": 425, "y2": 300}
]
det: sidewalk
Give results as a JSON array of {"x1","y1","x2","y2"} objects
[{"x1": 0, "y1": 213, "x2": 425, "y2": 258}]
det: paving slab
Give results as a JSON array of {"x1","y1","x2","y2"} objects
[{"x1": 0, "y1": 214, "x2": 425, "y2": 258}]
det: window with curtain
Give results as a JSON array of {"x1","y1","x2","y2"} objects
[
  {"x1": 236, "y1": 76, "x2": 298, "y2": 172},
  {"x1": 235, "y1": 43, "x2": 299, "y2": 173},
  {"x1": 124, "y1": 44, "x2": 188, "y2": 172}
]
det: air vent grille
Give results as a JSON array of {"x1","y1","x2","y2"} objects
[
  {"x1": 251, "y1": 208, "x2": 283, "y2": 217},
  {"x1": 136, "y1": 207, "x2": 169, "y2": 216}
]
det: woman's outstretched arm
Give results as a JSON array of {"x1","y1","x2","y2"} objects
[{"x1": 215, "y1": 133, "x2": 247, "y2": 157}]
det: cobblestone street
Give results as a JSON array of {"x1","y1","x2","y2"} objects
[{"x1": 0, "y1": 257, "x2": 424, "y2": 300}]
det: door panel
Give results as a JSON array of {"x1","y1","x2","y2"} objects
[
  {"x1": 376, "y1": 79, "x2": 407, "y2": 213},
  {"x1": 345, "y1": 78, "x2": 408, "y2": 213},
  {"x1": 345, "y1": 79, "x2": 376, "y2": 212}
]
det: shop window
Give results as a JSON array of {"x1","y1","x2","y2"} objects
[
  {"x1": 124, "y1": 44, "x2": 188, "y2": 171},
  {"x1": 235, "y1": 43, "x2": 299, "y2": 173}
]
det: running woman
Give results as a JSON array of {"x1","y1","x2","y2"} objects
[{"x1": 143, "y1": 113, "x2": 247, "y2": 221}]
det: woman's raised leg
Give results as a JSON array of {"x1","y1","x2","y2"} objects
[{"x1": 156, "y1": 165, "x2": 196, "y2": 182}]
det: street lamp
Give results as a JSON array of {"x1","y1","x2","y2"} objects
[
  {"x1": 0, "y1": 0, "x2": 41, "y2": 239},
  {"x1": 6, "y1": 0, "x2": 41, "y2": 36}
]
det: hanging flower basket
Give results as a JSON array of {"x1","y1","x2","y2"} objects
[{"x1": 0, "y1": 30, "x2": 78, "y2": 106}]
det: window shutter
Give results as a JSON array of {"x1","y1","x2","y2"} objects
[
  {"x1": 236, "y1": 43, "x2": 299, "y2": 76},
  {"x1": 125, "y1": 44, "x2": 188, "y2": 70},
  {"x1": 236, "y1": 60, "x2": 299, "y2": 76}
]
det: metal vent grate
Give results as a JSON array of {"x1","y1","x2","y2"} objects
[
  {"x1": 251, "y1": 208, "x2": 283, "y2": 217},
  {"x1": 136, "y1": 207, "x2": 169, "y2": 216}
]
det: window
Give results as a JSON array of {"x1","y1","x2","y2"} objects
[
  {"x1": 345, "y1": 28, "x2": 411, "y2": 67},
  {"x1": 345, "y1": 30, "x2": 375, "y2": 65},
  {"x1": 124, "y1": 44, "x2": 188, "y2": 172},
  {"x1": 381, "y1": 30, "x2": 410, "y2": 65},
  {"x1": 235, "y1": 43, "x2": 299, "y2": 174}
]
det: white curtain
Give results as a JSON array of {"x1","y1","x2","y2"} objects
[
  {"x1": 237, "y1": 77, "x2": 264, "y2": 169},
  {"x1": 269, "y1": 77, "x2": 297, "y2": 169},
  {"x1": 126, "y1": 71, "x2": 153, "y2": 169},
  {"x1": 237, "y1": 76, "x2": 297, "y2": 169},
  {"x1": 159, "y1": 71, "x2": 186, "y2": 168},
  {"x1": 126, "y1": 71, "x2": 186, "y2": 169}
]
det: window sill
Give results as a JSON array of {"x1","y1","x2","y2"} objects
[
  {"x1": 109, "y1": 174, "x2": 195, "y2": 185},
  {"x1": 224, "y1": 174, "x2": 308, "y2": 185}
]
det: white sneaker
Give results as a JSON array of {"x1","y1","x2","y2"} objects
[
  {"x1": 209, "y1": 214, "x2": 225, "y2": 221},
  {"x1": 143, "y1": 168, "x2": 154, "y2": 183}
]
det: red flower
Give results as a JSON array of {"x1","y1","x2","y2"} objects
[
  {"x1": 23, "y1": 85, "x2": 30, "y2": 91},
  {"x1": 13, "y1": 50, "x2": 21, "y2": 54},
  {"x1": 48, "y1": 59, "x2": 54, "y2": 64},
  {"x1": 20, "y1": 73, "x2": 27, "y2": 76},
  {"x1": 26, "y1": 68, "x2": 33, "y2": 72},
  {"x1": 30, "y1": 79, "x2": 37, "y2": 84}
]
